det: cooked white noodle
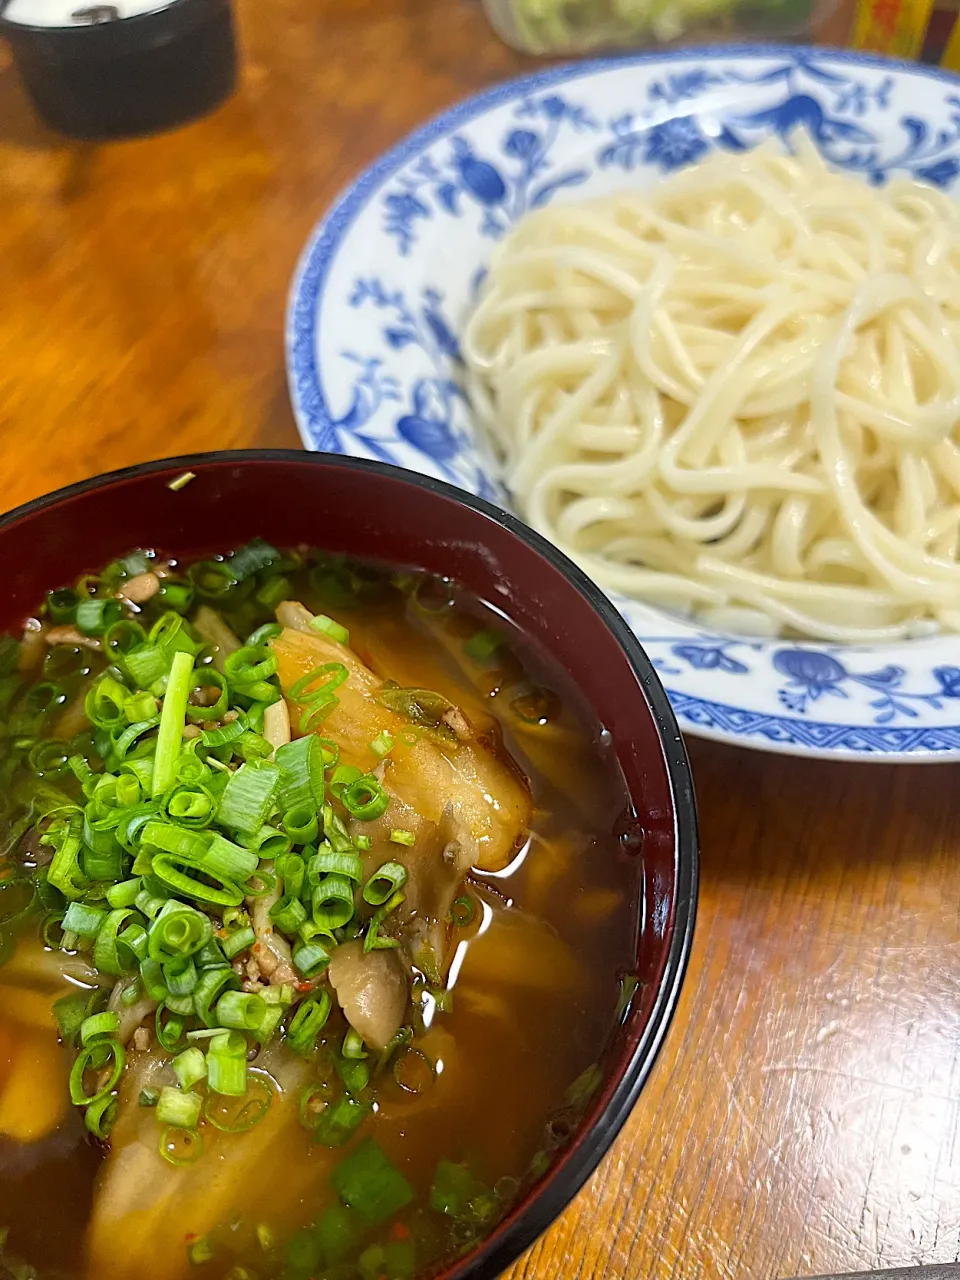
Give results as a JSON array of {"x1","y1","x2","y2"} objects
[{"x1": 463, "y1": 137, "x2": 960, "y2": 642}]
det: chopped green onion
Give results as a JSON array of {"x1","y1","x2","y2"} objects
[
  {"x1": 164, "y1": 956, "x2": 198, "y2": 996},
  {"x1": 354, "y1": 835, "x2": 372, "y2": 853},
  {"x1": 221, "y1": 926, "x2": 255, "y2": 959},
  {"x1": 292, "y1": 940, "x2": 330, "y2": 979},
  {"x1": 342, "y1": 1028, "x2": 367, "y2": 1060},
  {"x1": 224, "y1": 645, "x2": 279, "y2": 690},
  {"x1": 194, "y1": 966, "x2": 240, "y2": 1025},
  {"x1": 139, "y1": 1087, "x2": 160, "y2": 1107},
  {"x1": 155, "y1": 1006, "x2": 185, "y2": 1051},
  {"x1": 268, "y1": 894, "x2": 307, "y2": 935},
  {"x1": 331, "y1": 1138, "x2": 414, "y2": 1225},
  {"x1": 76, "y1": 598, "x2": 123, "y2": 637},
  {"x1": 80, "y1": 1011, "x2": 120, "y2": 1045},
  {"x1": 207, "y1": 1031, "x2": 247, "y2": 1096},
  {"x1": 123, "y1": 690, "x2": 157, "y2": 725},
  {"x1": 93, "y1": 907, "x2": 143, "y2": 975},
  {"x1": 124, "y1": 644, "x2": 168, "y2": 689},
  {"x1": 28, "y1": 739, "x2": 71, "y2": 776},
  {"x1": 159, "y1": 1126, "x2": 204, "y2": 1165},
  {"x1": 314, "y1": 1204, "x2": 360, "y2": 1266},
  {"x1": 389, "y1": 829, "x2": 415, "y2": 847},
  {"x1": 199, "y1": 832, "x2": 259, "y2": 882},
  {"x1": 119, "y1": 979, "x2": 142, "y2": 1006},
  {"x1": 254, "y1": 575, "x2": 292, "y2": 612},
  {"x1": 335, "y1": 1054, "x2": 370, "y2": 1095},
  {"x1": 285, "y1": 1231, "x2": 321, "y2": 1275},
  {"x1": 187, "y1": 1237, "x2": 215, "y2": 1266},
  {"x1": 429, "y1": 1159, "x2": 493, "y2": 1222},
  {"x1": 147, "y1": 899, "x2": 213, "y2": 961},
  {"x1": 464, "y1": 629, "x2": 503, "y2": 662},
  {"x1": 84, "y1": 676, "x2": 128, "y2": 730},
  {"x1": 310, "y1": 614, "x2": 350, "y2": 646},
  {"x1": 46, "y1": 813, "x2": 87, "y2": 900},
  {"x1": 157, "y1": 581, "x2": 194, "y2": 613},
  {"x1": 282, "y1": 805, "x2": 319, "y2": 846},
  {"x1": 149, "y1": 612, "x2": 200, "y2": 659},
  {"x1": 274, "y1": 735, "x2": 326, "y2": 813},
  {"x1": 195, "y1": 936, "x2": 227, "y2": 969},
  {"x1": 157, "y1": 1085, "x2": 202, "y2": 1129},
  {"x1": 185, "y1": 670, "x2": 228, "y2": 722},
  {"x1": 228, "y1": 538, "x2": 279, "y2": 582},
  {"x1": 275, "y1": 852, "x2": 305, "y2": 898},
  {"x1": 362, "y1": 862, "x2": 408, "y2": 906},
  {"x1": 308, "y1": 847, "x2": 363, "y2": 883},
  {"x1": 449, "y1": 894, "x2": 475, "y2": 927},
  {"x1": 53, "y1": 993, "x2": 86, "y2": 1043},
  {"x1": 203, "y1": 1072, "x2": 273, "y2": 1131},
  {"x1": 140, "y1": 956, "x2": 168, "y2": 1002},
  {"x1": 62, "y1": 901, "x2": 106, "y2": 938},
  {"x1": 105, "y1": 877, "x2": 141, "y2": 909},
  {"x1": 152, "y1": 651, "x2": 195, "y2": 798},
  {"x1": 286, "y1": 992, "x2": 331, "y2": 1056},
  {"x1": 255, "y1": 1003, "x2": 284, "y2": 1046},
  {"x1": 363, "y1": 890, "x2": 404, "y2": 954},
  {"x1": 173, "y1": 1047, "x2": 207, "y2": 1089},
  {"x1": 328, "y1": 763, "x2": 362, "y2": 796},
  {"x1": 216, "y1": 760, "x2": 280, "y2": 834},
  {"x1": 313, "y1": 1096, "x2": 371, "y2": 1148},
  {"x1": 216, "y1": 990, "x2": 267, "y2": 1031},
  {"x1": 69, "y1": 1039, "x2": 125, "y2": 1106},
  {"x1": 289, "y1": 663, "x2": 348, "y2": 732},
  {"x1": 162, "y1": 783, "x2": 216, "y2": 828},
  {"x1": 199, "y1": 717, "x2": 246, "y2": 749},
  {"x1": 164, "y1": 992, "x2": 196, "y2": 1016},
  {"x1": 167, "y1": 471, "x2": 196, "y2": 492},
  {"x1": 85, "y1": 1091, "x2": 119, "y2": 1139},
  {"x1": 150, "y1": 855, "x2": 244, "y2": 907},
  {"x1": 311, "y1": 875, "x2": 355, "y2": 932},
  {"x1": 46, "y1": 586, "x2": 79, "y2": 623},
  {"x1": 341, "y1": 777, "x2": 389, "y2": 823}
]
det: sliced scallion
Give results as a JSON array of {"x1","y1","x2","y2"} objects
[{"x1": 157, "y1": 1085, "x2": 202, "y2": 1130}]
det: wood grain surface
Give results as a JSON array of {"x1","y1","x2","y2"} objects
[{"x1": 4, "y1": 5, "x2": 959, "y2": 1280}]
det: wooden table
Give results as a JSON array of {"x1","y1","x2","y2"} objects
[{"x1": 2, "y1": 5, "x2": 958, "y2": 1279}]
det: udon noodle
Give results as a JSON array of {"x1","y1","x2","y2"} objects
[{"x1": 463, "y1": 137, "x2": 960, "y2": 642}]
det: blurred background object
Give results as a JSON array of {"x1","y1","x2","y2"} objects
[
  {"x1": 481, "y1": 0, "x2": 839, "y2": 55},
  {"x1": 0, "y1": 0, "x2": 236, "y2": 139}
]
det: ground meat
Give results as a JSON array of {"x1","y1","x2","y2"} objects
[
  {"x1": 133, "y1": 1028, "x2": 150, "y2": 1052},
  {"x1": 118, "y1": 573, "x2": 160, "y2": 604},
  {"x1": 45, "y1": 626, "x2": 101, "y2": 652}
]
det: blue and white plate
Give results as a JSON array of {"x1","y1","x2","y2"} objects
[{"x1": 287, "y1": 45, "x2": 960, "y2": 762}]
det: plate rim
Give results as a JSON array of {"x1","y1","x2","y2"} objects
[{"x1": 286, "y1": 42, "x2": 960, "y2": 763}]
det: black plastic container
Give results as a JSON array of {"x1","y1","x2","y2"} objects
[{"x1": 0, "y1": 0, "x2": 237, "y2": 140}]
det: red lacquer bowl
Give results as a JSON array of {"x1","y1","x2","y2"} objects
[{"x1": 0, "y1": 451, "x2": 698, "y2": 1278}]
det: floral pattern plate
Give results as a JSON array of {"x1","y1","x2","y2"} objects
[{"x1": 287, "y1": 45, "x2": 960, "y2": 762}]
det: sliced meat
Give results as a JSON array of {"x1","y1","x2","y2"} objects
[
  {"x1": 86, "y1": 1043, "x2": 318, "y2": 1280},
  {"x1": 246, "y1": 863, "x2": 297, "y2": 986},
  {"x1": 272, "y1": 619, "x2": 530, "y2": 871},
  {"x1": 348, "y1": 801, "x2": 470, "y2": 985},
  {"x1": 108, "y1": 979, "x2": 157, "y2": 1045},
  {"x1": 117, "y1": 573, "x2": 160, "y2": 605},
  {"x1": 191, "y1": 606, "x2": 241, "y2": 673},
  {"x1": 263, "y1": 699, "x2": 291, "y2": 754},
  {"x1": 327, "y1": 941, "x2": 408, "y2": 1052}
]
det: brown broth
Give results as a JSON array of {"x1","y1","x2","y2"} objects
[{"x1": 0, "y1": 550, "x2": 641, "y2": 1280}]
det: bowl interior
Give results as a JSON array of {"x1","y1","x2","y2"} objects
[{"x1": 0, "y1": 451, "x2": 697, "y2": 1277}]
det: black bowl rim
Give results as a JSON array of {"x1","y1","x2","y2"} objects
[{"x1": 0, "y1": 449, "x2": 698, "y2": 1279}]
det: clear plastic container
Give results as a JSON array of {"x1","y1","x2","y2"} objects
[{"x1": 481, "y1": 0, "x2": 837, "y2": 55}]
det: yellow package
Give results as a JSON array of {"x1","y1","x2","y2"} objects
[{"x1": 852, "y1": 0, "x2": 935, "y2": 58}]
